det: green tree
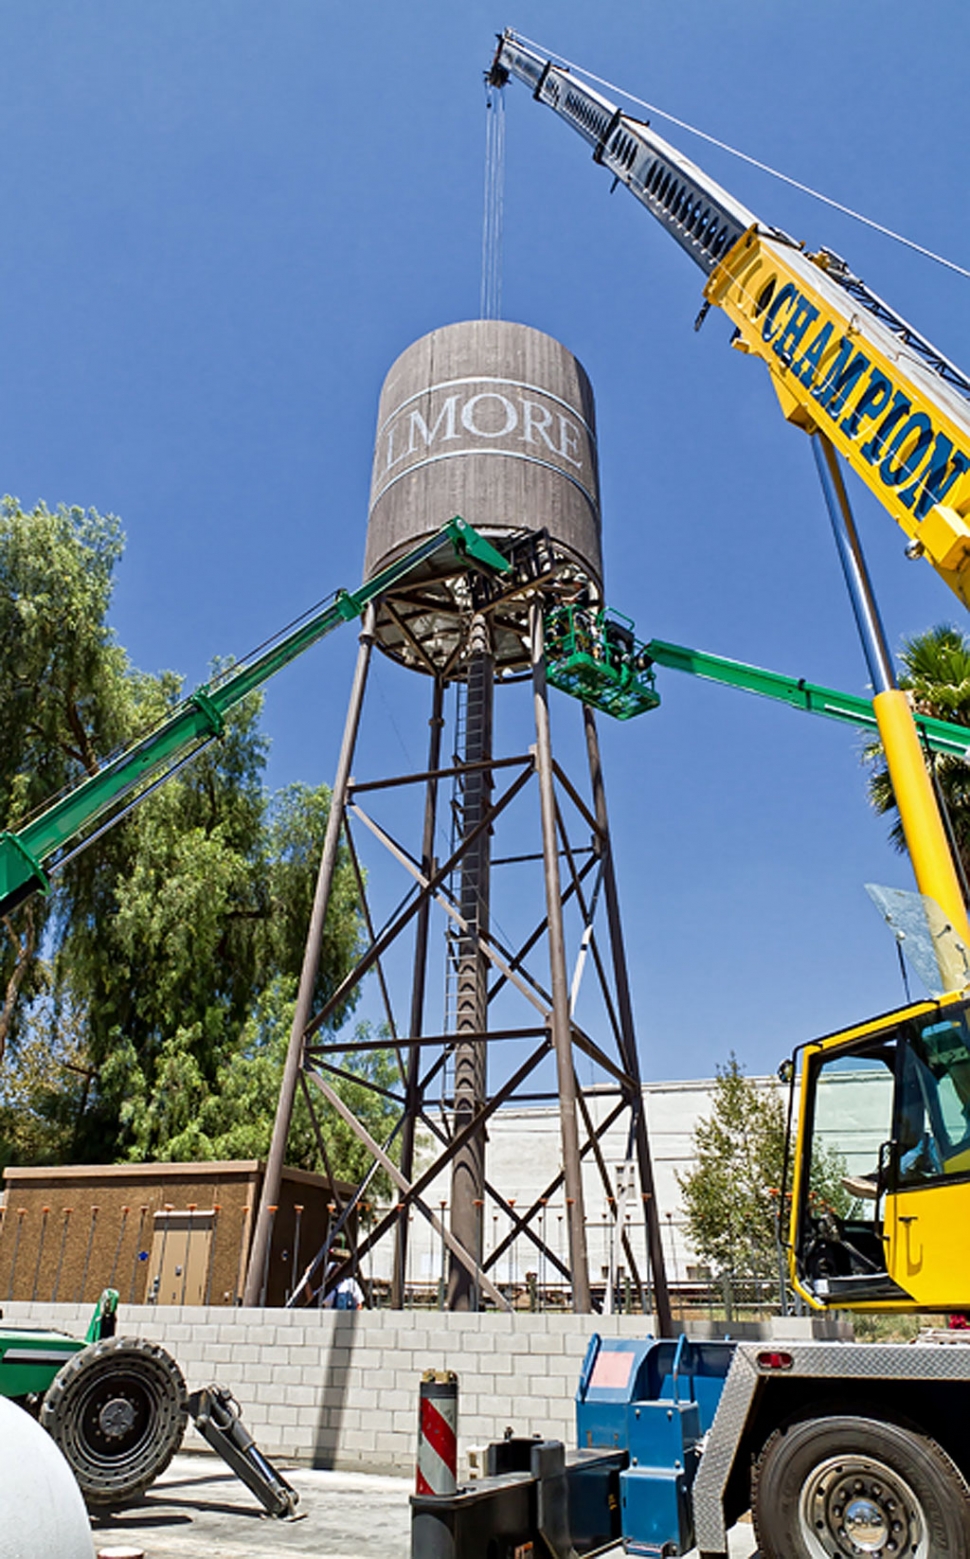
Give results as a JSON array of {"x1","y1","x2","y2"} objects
[
  {"x1": 677, "y1": 1055, "x2": 847, "y2": 1283},
  {"x1": 0, "y1": 498, "x2": 129, "y2": 1061},
  {"x1": 867, "y1": 624, "x2": 970, "y2": 881},
  {"x1": 0, "y1": 996, "x2": 91, "y2": 1168},
  {"x1": 0, "y1": 497, "x2": 371, "y2": 1172},
  {"x1": 48, "y1": 733, "x2": 367, "y2": 1163}
]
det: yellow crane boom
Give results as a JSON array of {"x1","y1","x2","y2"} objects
[
  {"x1": 490, "y1": 30, "x2": 970, "y2": 982},
  {"x1": 490, "y1": 30, "x2": 970, "y2": 607},
  {"x1": 710, "y1": 234, "x2": 970, "y2": 601}
]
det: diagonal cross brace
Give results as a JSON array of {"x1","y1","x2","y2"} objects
[
  {"x1": 315, "y1": 1039, "x2": 552, "y2": 1283},
  {"x1": 307, "y1": 1070, "x2": 512, "y2": 1311},
  {"x1": 304, "y1": 761, "x2": 534, "y2": 1040}
]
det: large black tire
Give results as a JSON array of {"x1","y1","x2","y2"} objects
[
  {"x1": 40, "y1": 1335, "x2": 187, "y2": 1507},
  {"x1": 752, "y1": 1413, "x2": 970, "y2": 1559}
]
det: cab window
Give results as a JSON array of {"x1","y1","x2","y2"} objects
[
  {"x1": 896, "y1": 1011, "x2": 970, "y2": 1186},
  {"x1": 808, "y1": 1047, "x2": 894, "y2": 1196}
]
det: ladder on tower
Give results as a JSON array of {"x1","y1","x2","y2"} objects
[{"x1": 440, "y1": 678, "x2": 467, "y2": 1124}]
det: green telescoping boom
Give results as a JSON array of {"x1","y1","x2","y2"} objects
[
  {"x1": 4, "y1": 510, "x2": 970, "y2": 925},
  {"x1": 541, "y1": 601, "x2": 970, "y2": 757},
  {"x1": 642, "y1": 639, "x2": 970, "y2": 760},
  {"x1": 0, "y1": 517, "x2": 510, "y2": 921}
]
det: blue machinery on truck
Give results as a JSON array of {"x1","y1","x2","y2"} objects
[{"x1": 412, "y1": 1329, "x2": 970, "y2": 1558}]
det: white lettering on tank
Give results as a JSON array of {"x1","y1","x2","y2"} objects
[
  {"x1": 384, "y1": 422, "x2": 408, "y2": 472},
  {"x1": 461, "y1": 392, "x2": 518, "y2": 438},
  {"x1": 407, "y1": 396, "x2": 460, "y2": 454},
  {"x1": 558, "y1": 415, "x2": 582, "y2": 468},
  {"x1": 519, "y1": 399, "x2": 559, "y2": 454}
]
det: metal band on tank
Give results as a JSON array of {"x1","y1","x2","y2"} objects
[
  {"x1": 369, "y1": 446, "x2": 600, "y2": 513},
  {"x1": 376, "y1": 374, "x2": 598, "y2": 443}
]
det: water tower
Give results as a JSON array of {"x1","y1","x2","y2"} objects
[{"x1": 245, "y1": 320, "x2": 671, "y2": 1323}]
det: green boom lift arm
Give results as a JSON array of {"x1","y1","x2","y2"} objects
[
  {"x1": 5, "y1": 497, "x2": 964, "y2": 926},
  {"x1": 0, "y1": 517, "x2": 509, "y2": 921},
  {"x1": 643, "y1": 638, "x2": 970, "y2": 760},
  {"x1": 540, "y1": 600, "x2": 970, "y2": 758}
]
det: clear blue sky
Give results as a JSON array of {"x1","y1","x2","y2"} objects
[{"x1": 2, "y1": 1, "x2": 968, "y2": 1080}]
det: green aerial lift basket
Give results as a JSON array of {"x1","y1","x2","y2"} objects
[{"x1": 544, "y1": 603, "x2": 661, "y2": 720}]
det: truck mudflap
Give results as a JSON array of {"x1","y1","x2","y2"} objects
[{"x1": 411, "y1": 1437, "x2": 624, "y2": 1559}]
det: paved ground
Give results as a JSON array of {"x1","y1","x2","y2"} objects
[{"x1": 89, "y1": 1454, "x2": 758, "y2": 1559}]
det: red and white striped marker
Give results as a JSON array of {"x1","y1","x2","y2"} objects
[{"x1": 416, "y1": 1370, "x2": 458, "y2": 1496}]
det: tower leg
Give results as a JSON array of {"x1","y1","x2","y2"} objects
[
  {"x1": 583, "y1": 704, "x2": 673, "y2": 1335},
  {"x1": 393, "y1": 678, "x2": 445, "y2": 1308},
  {"x1": 243, "y1": 608, "x2": 376, "y2": 1307},
  {"x1": 448, "y1": 617, "x2": 493, "y2": 1310},
  {"x1": 531, "y1": 602, "x2": 591, "y2": 1314}
]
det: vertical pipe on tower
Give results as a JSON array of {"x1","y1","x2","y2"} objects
[
  {"x1": 243, "y1": 607, "x2": 376, "y2": 1308},
  {"x1": 531, "y1": 602, "x2": 591, "y2": 1314},
  {"x1": 447, "y1": 616, "x2": 494, "y2": 1310}
]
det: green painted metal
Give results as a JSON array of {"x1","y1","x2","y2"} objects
[
  {"x1": 0, "y1": 1290, "x2": 118, "y2": 1401},
  {"x1": 645, "y1": 639, "x2": 970, "y2": 759},
  {"x1": 0, "y1": 1326, "x2": 83, "y2": 1400},
  {"x1": 0, "y1": 517, "x2": 509, "y2": 919},
  {"x1": 84, "y1": 1286, "x2": 119, "y2": 1345},
  {"x1": 545, "y1": 604, "x2": 661, "y2": 720},
  {"x1": 0, "y1": 830, "x2": 50, "y2": 909}
]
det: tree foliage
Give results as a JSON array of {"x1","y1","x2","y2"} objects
[
  {"x1": 867, "y1": 624, "x2": 970, "y2": 881},
  {"x1": 0, "y1": 498, "x2": 129, "y2": 1061},
  {"x1": 677, "y1": 1055, "x2": 847, "y2": 1281},
  {"x1": 0, "y1": 497, "x2": 380, "y2": 1175}
]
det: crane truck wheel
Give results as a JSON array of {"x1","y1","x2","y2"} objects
[
  {"x1": 752, "y1": 1413, "x2": 970, "y2": 1559},
  {"x1": 40, "y1": 1334, "x2": 188, "y2": 1507}
]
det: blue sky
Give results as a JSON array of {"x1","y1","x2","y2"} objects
[{"x1": 2, "y1": 1, "x2": 968, "y2": 1080}]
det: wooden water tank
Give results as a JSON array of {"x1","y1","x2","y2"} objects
[{"x1": 365, "y1": 320, "x2": 602, "y2": 674}]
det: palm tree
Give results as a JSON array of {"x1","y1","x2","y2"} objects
[{"x1": 868, "y1": 625, "x2": 970, "y2": 886}]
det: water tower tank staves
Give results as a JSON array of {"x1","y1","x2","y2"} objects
[{"x1": 365, "y1": 320, "x2": 603, "y2": 675}]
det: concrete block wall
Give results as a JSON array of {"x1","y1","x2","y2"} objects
[
  {"x1": 3, "y1": 1301, "x2": 664, "y2": 1474},
  {"x1": 5, "y1": 1301, "x2": 845, "y2": 1474}
]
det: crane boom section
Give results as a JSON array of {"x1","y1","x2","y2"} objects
[
  {"x1": 491, "y1": 34, "x2": 757, "y2": 275},
  {"x1": 0, "y1": 517, "x2": 509, "y2": 919},
  {"x1": 492, "y1": 32, "x2": 970, "y2": 607},
  {"x1": 707, "y1": 233, "x2": 970, "y2": 604}
]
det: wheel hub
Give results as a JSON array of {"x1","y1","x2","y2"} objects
[
  {"x1": 97, "y1": 1396, "x2": 137, "y2": 1441},
  {"x1": 843, "y1": 1497, "x2": 889, "y2": 1550},
  {"x1": 800, "y1": 1454, "x2": 926, "y2": 1559}
]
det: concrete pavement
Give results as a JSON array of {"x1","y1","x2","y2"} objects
[
  {"x1": 90, "y1": 1455, "x2": 413, "y2": 1559},
  {"x1": 89, "y1": 1453, "x2": 759, "y2": 1559}
]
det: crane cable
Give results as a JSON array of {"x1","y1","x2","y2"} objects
[
  {"x1": 480, "y1": 81, "x2": 506, "y2": 319},
  {"x1": 508, "y1": 30, "x2": 970, "y2": 283}
]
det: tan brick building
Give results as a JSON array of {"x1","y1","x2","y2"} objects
[{"x1": 0, "y1": 1160, "x2": 351, "y2": 1309}]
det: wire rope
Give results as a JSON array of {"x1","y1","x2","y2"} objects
[
  {"x1": 480, "y1": 82, "x2": 506, "y2": 319},
  {"x1": 509, "y1": 30, "x2": 970, "y2": 281}
]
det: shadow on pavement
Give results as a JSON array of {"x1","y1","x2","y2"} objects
[{"x1": 92, "y1": 1512, "x2": 193, "y2": 1531}]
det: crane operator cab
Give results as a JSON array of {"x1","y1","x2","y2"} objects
[{"x1": 787, "y1": 990, "x2": 970, "y2": 1312}]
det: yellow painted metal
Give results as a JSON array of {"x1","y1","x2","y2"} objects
[
  {"x1": 872, "y1": 688, "x2": 970, "y2": 990},
  {"x1": 787, "y1": 990, "x2": 970, "y2": 1312},
  {"x1": 706, "y1": 231, "x2": 970, "y2": 607},
  {"x1": 883, "y1": 1180, "x2": 970, "y2": 1308}
]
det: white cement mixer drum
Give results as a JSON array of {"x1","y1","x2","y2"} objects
[{"x1": 0, "y1": 1394, "x2": 94, "y2": 1559}]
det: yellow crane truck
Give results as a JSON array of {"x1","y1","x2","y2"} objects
[{"x1": 407, "y1": 33, "x2": 970, "y2": 1559}]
